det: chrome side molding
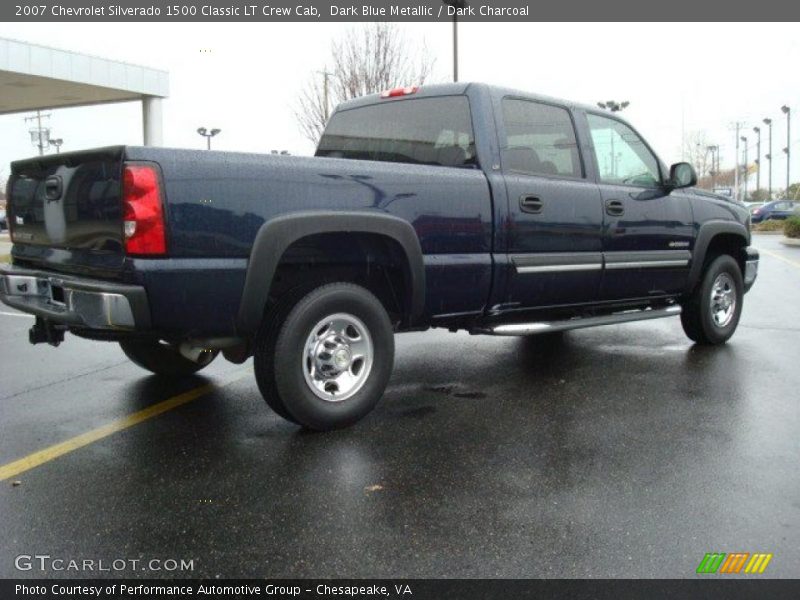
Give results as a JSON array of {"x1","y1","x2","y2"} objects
[{"x1": 511, "y1": 250, "x2": 691, "y2": 275}]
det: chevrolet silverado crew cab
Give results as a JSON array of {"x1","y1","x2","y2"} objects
[{"x1": 1, "y1": 83, "x2": 759, "y2": 430}]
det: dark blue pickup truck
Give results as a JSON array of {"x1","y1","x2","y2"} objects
[{"x1": 1, "y1": 83, "x2": 759, "y2": 430}]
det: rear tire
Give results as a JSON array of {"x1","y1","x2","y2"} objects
[
  {"x1": 252, "y1": 286, "x2": 316, "y2": 424},
  {"x1": 120, "y1": 339, "x2": 218, "y2": 376},
  {"x1": 680, "y1": 254, "x2": 743, "y2": 345},
  {"x1": 254, "y1": 282, "x2": 395, "y2": 430}
]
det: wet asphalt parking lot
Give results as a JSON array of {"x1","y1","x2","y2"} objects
[{"x1": 0, "y1": 232, "x2": 798, "y2": 579}]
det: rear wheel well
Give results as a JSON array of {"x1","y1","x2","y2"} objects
[{"x1": 266, "y1": 232, "x2": 412, "y2": 328}]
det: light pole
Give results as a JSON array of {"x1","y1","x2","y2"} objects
[
  {"x1": 443, "y1": 1, "x2": 467, "y2": 82},
  {"x1": 317, "y1": 70, "x2": 335, "y2": 121},
  {"x1": 782, "y1": 105, "x2": 791, "y2": 192},
  {"x1": 707, "y1": 145, "x2": 719, "y2": 189},
  {"x1": 51, "y1": 138, "x2": 63, "y2": 154},
  {"x1": 763, "y1": 118, "x2": 773, "y2": 199},
  {"x1": 197, "y1": 127, "x2": 221, "y2": 150},
  {"x1": 733, "y1": 122, "x2": 747, "y2": 202},
  {"x1": 597, "y1": 101, "x2": 629, "y2": 178},
  {"x1": 24, "y1": 110, "x2": 51, "y2": 156},
  {"x1": 753, "y1": 126, "x2": 761, "y2": 194},
  {"x1": 741, "y1": 136, "x2": 749, "y2": 201}
]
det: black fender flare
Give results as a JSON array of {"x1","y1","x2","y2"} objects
[
  {"x1": 237, "y1": 210, "x2": 426, "y2": 333},
  {"x1": 686, "y1": 220, "x2": 750, "y2": 293}
]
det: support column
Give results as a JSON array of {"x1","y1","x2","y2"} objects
[{"x1": 142, "y1": 96, "x2": 163, "y2": 146}]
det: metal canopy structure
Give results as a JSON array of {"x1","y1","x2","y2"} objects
[{"x1": 0, "y1": 37, "x2": 168, "y2": 145}]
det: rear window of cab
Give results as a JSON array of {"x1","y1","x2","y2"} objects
[{"x1": 316, "y1": 96, "x2": 477, "y2": 169}]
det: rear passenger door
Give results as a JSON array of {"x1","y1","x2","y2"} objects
[{"x1": 499, "y1": 97, "x2": 604, "y2": 310}]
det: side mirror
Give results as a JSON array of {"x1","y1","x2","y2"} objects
[{"x1": 665, "y1": 162, "x2": 697, "y2": 192}]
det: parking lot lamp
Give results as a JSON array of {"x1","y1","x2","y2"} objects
[
  {"x1": 753, "y1": 126, "x2": 761, "y2": 193},
  {"x1": 597, "y1": 100, "x2": 629, "y2": 113},
  {"x1": 782, "y1": 106, "x2": 791, "y2": 192},
  {"x1": 741, "y1": 136, "x2": 749, "y2": 201},
  {"x1": 707, "y1": 145, "x2": 719, "y2": 189},
  {"x1": 763, "y1": 118, "x2": 773, "y2": 199},
  {"x1": 197, "y1": 127, "x2": 221, "y2": 150}
]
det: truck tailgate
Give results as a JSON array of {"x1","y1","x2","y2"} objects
[{"x1": 7, "y1": 147, "x2": 126, "y2": 274}]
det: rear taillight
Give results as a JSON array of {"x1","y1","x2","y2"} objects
[{"x1": 122, "y1": 164, "x2": 166, "y2": 255}]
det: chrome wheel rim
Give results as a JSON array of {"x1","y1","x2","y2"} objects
[
  {"x1": 302, "y1": 313, "x2": 373, "y2": 402},
  {"x1": 709, "y1": 273, "x2": 737, "y2": 328}
]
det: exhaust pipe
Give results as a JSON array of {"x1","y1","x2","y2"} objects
[
  {"x1": 178, "y1": 337, "x2": 243, "y2": 363},
  {"x1": 178, "y1": 343, "x2": 215, "y2": 363}
]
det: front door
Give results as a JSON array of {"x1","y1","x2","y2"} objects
[
  {"x1": 499, "y1": 97, "x2": 604, "y2": 310},
  {"x1": 584, "y1": 111, "x2": 694, "y2": 301}
]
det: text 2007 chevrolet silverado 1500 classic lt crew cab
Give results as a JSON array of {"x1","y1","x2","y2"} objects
[{"x1": 1, "y1": 83, "x2": 759, "y2": 430}]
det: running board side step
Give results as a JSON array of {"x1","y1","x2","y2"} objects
[{"x1": 475, "y1": 306, "x2": 681, "y2": 336}]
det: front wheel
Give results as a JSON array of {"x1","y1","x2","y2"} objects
[
  {"x1": 254, "y1": 282, "x2": 395, "y2": 430},
  {"x1": 680, "y1": 254, "x2": 744, "y2": 345}
]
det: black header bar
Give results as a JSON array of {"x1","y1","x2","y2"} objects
[
  {"x1": 4, "y1": 0, "x2": 800, "y2": 22},
  {"x1": 4, "y1": 579, "x2": 800, "y2": 600}
]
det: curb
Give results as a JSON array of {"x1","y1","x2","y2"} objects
[{"x1": 780, "y1": 237, "x2": 800, "y2": 247}]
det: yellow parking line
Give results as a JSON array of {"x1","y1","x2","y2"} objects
[
  {"x1": 760, "y1": 248, "x2": 800, "y2": 269},
  {"x1": 0, "y1": 370, "x2": 248, "y2": 482}
]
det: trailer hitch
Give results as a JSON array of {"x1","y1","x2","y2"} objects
[{"x1": 29, "y1": 317, "x2": 66, "y2": 347}]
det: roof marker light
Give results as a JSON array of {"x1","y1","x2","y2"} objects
[{"x1": 380, "y1": 86, "x2": 419, "y2": 99}]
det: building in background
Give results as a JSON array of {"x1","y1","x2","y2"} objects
[{"x1": 0, "y1": 37, "x2": 168, "y2": 147}]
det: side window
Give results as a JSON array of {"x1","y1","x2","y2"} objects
[
  {"x1": 587, "y1": 113, "x2": 661, "y2": 188},
  {"x1": 500, "y1": 99, "x2": 583, "y2": 179}
]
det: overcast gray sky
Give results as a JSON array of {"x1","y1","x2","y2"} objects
[{"x1": 1, "y1": 22, "x2": 798, "y2": 191}]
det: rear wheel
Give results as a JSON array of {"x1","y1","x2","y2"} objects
[
  {"x1": 251, "y1": 285, "x2": 316, "y2": 424},
  {"x1": 680, "y1": 254, "x2": 743, "y2": 345},
  {"x1": 119, "y1": 339, "x2": 218, "y2": 376},
  {"x1": 254, "y1": 282, "x2": 395, "y2": 430}
]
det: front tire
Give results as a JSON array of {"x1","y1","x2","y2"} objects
[
  {"x1": 680, "y1": 254, "x2": 743, "y2": 345},
  {"x1": 254, "y1": 282, "x2": 395, "y2": 430},
  {"x1": 120, "y1": 339, "x2": 218, "y2": 376}
]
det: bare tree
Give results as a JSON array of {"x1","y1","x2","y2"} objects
[
  {"x1": 697, "y1": 163, "x2": 765, "y2": 196},
  {"x1": 296, "y1": 23, "x2": 436, "y2": 145},
  {"x1": 698, "y1": 167, "x2": 735, "y2": 190},
  {"x1": 682, "y1": 131, "x2": 715, "y2": 183}
]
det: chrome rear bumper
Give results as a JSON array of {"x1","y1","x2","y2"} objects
[{"x1": 0, "y1": 264, "x2": 150, "y2": 330}]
